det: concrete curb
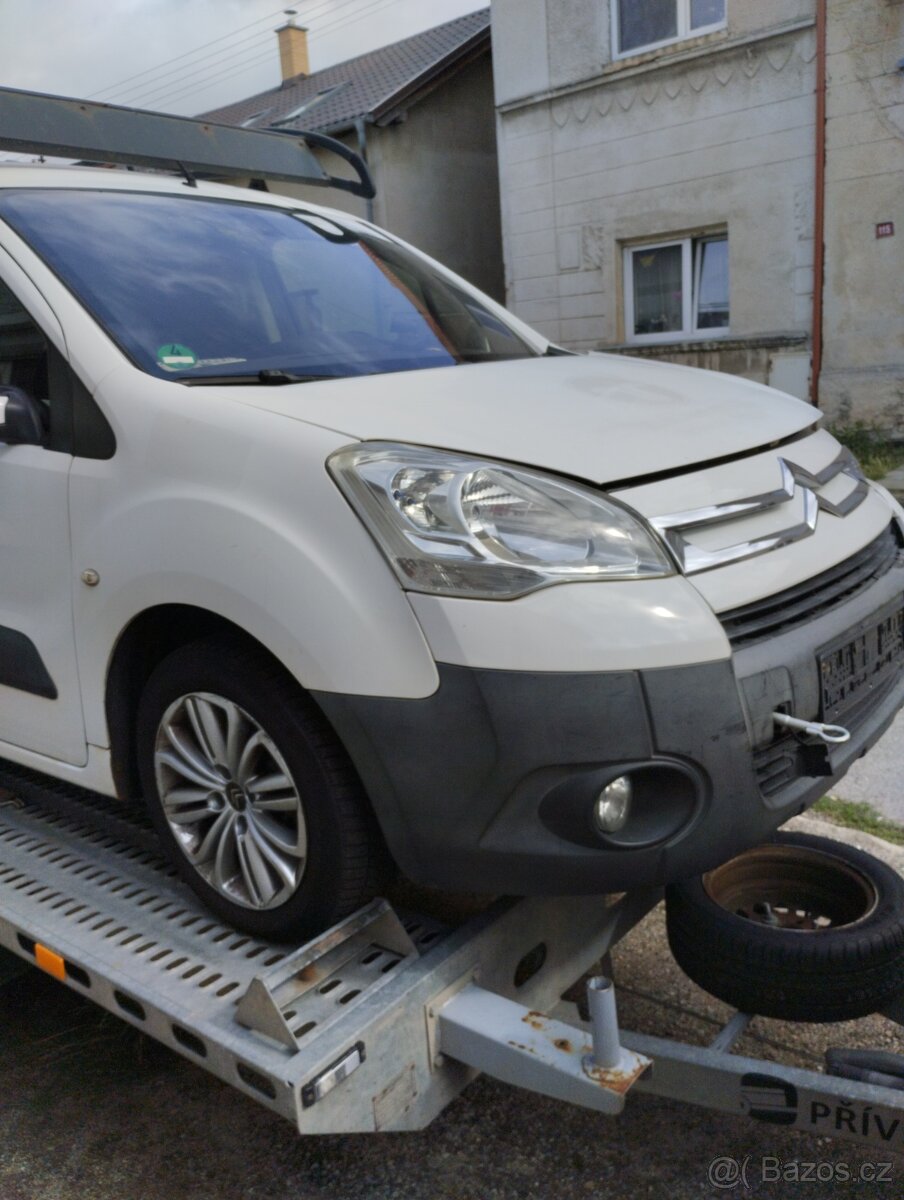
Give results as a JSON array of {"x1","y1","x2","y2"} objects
[{"x1": 787, "y1": 810, "x2": 904, "y2": 873}]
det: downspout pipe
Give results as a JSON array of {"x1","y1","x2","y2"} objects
[
  {"x1": 354, "y1": 117, "x2": 375, "y2": 223},
  {"x1": 810, "y1": 0, "x2": 828, "y2": 405}
]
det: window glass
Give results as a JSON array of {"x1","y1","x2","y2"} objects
[
  {"x1": 627, "y1": 234, "x2": 729, "y2": 340},
  {"x1": 272, "y1": 84, "x2": 348, "y2": 126},
  {"x1": 0, "y1": 190, "x2": 535, "y2": 385},
  {"x1": 631, "y1": 244, "x2": 683, "y2": 336},
  {"x1": 0, "y1": 279, "x2": 48, "y2": 398},
  {"x1": 618, "y1": 0, "x2": 677, "y2": 53},
  {"x1": 691, "y1": 0, "x2": 726, "y2": 29},
  {"x1": 695, "y1": 237, "x2": 729, "y2": 329}
]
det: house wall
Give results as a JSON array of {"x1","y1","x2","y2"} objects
[
  {"x1": 260, "y1": 54, "x2": 504, "y2": 302},
  {"x1": 492, "y1": 0, "x2": 816, "y2": 104},
  {"x1": 370, "y1": 53, "x2": 504, "y2": 301},
  {"x1": 493, "y1": 0, "x2": 904, "y2": 422},
  {"x1": 820, "y1": 0, "x2": 904, "y2": 429}
]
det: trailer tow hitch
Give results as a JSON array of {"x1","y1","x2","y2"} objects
[{"x1": 436, "y1": 973, "x2": 650, "y2": 1114}]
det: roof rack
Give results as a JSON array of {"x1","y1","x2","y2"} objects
[{"x1": 0, "y1": 85, "x2": 375, "y2": 199}]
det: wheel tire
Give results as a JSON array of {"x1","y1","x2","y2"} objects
[
  {"x1": 136, "y1": 636, "x2": 386, "y2": 942},
  {"x1": 666, "y1": 831, "x2": 904, "y2": 1023}
]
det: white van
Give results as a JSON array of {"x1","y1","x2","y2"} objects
[{"x1": 1, "y1": 94, "x2": 902, "y2": 941}]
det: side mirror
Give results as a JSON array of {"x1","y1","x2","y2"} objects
[{"x1": 0, "y1": 385, "x2": 46, "y2": 446}]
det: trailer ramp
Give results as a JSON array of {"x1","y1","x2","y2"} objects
[{"x1": 0, "y1": 782, "x2": 653, "y2": 1133}]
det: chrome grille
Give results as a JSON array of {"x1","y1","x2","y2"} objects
[
  {"x1": 722, "y1": 522, "x2": 903, "y2": 649},
  {"x1": 651, "y1": 447, "x2": 868, "y2": 574}
]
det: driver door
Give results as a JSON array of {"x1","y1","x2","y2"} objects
[{"x1": 0, "y1": 252, "x2": 87, "y2": 765}]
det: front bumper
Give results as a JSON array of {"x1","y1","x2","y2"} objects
[{"x1": 313, "y1": 548, "x2": 904, "y2": 895}]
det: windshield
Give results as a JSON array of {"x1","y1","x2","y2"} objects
[{"x1": 0, "y1": 189, "x2": 536, "y2": 382}]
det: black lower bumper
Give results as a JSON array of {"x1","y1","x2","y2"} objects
[{"x1": 313, "y1": 570, "x2": 904, "y2": 896}]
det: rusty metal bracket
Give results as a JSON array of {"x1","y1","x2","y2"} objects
[{"x1": 436, "y1": 983, "x2": 650, "y2": 1114}]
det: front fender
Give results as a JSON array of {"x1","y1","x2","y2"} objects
[{"x1": 70, "y1": 370, "x2": 438, "y2": 748}]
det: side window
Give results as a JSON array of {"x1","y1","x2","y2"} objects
[
  {"x1": 0, "y1": 278, "x2": 49, "y2": 401},
  {"x1": 614, "y1": 0, "x2": 726, "y2": 58},
  {"x1": 0, "y1": 275, "x2": 115, "y2": 459}
]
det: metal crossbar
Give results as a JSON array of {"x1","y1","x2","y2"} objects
[{"x1": 0, "y1": 86, "x2": 375, "y2": 198}]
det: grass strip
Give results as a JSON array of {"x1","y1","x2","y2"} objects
[
  {"x1": 813, "y1": 795, "x2": 904, "y2": 846},
  {"x1": 829, "y1": 422, "x2": 904, "y2": 482}
]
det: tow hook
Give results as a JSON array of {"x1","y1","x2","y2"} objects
[{"x1": 772, "y1": 711, "x2": 851, "y2": 745}]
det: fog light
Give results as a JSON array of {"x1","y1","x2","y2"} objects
[{"x1": 594, "y1": 776, "x2": 632, "y2": 834}]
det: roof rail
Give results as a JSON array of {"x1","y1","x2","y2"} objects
[{"x1": 0, "y1": 86, "x2": 376, "y2": 199}]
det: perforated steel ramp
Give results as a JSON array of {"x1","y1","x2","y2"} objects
[
  {"x1": 4, "y1": 777, "x2": 904, "y2": 1146},
  {"x1": 0, "y1": 788, "x2": 446, "y2": 1129},
  {"x1": 0, "y1": 781, "x2": 638, "y2": 1132}
]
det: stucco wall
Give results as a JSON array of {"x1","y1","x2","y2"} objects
[
  {"x1": 494, "y1": 6, "x2": 817, "y2": 395},
  {"x1": 819, "y1": 0, "x2": 904, "y2": 429},
  {"x1": 253, "y1": 53, "x2": 504, "y2": 301},
  {"x1": 493, "y1": 0, "x2": 904, "y2": 420},
  {"x1": 370, "y1": 54, "x2": 504, "y2": 301},
  {"x1": 493, "y1": 0, "x2": 814, "y2": 106}
]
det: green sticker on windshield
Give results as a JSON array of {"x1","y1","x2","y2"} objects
[{"x1": 157, "y1": 343, "x2": 198, "y2": 371}]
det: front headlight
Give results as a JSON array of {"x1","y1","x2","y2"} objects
[{"x1": 328, "y1": 443, "x2": 674, "y2": 599}]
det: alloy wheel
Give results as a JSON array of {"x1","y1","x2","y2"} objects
[{"x1": 153, "y1": 691, "x2": 307, "y2": 911}]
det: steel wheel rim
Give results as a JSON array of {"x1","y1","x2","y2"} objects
[
  {"x1": 703, "y1": 845, "x2": 879, "y2": 931},
  {"x1": 153, "y1": 692, "x2": 307, "y2": 911}
]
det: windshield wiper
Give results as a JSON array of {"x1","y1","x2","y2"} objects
[
  {"x1": 175, "y1": 369, "x2": 338, "y2": 386},
  {"x1": 259, "y1": 369, "x2": 335, "y2": 385}
]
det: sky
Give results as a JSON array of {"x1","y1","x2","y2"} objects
[{"x1": 0, "y1": 0, "x2": 486, "y2": 116}]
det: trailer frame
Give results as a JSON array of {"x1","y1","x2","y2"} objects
[{"x1": 1, "y1": 768, "x2": 903, "y2": 1149}]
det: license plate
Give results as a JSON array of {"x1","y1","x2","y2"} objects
[{"x1": 819, "y1": 604, "x2": 904, "y2": 724}]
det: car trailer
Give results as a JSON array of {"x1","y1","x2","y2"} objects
[{"x1": 1, "y1": 771, "x2": 904, "y2": 1150}]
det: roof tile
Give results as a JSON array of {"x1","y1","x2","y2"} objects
[{"x1": 201, "y1": 8, "x2": 490, "y2": 134}]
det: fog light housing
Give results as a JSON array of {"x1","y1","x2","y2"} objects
[{"x1": 593, "y1": 776, "x2": 632, "y2": 834}]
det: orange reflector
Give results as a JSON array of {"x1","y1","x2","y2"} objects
[{"x1": 35, "y1": 943, "x2": 66, "y2": 982}]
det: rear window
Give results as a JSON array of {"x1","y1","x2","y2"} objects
[{"x1": 0, "y1": 189, "x2": 535, "y2": 383}]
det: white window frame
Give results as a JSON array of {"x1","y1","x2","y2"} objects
[
  {"x1": 612, "y1": 0, "x2": 726, "y2": 61},
  {"x1": 623, "y1": 234, "x2": 729, "y2": 345}
]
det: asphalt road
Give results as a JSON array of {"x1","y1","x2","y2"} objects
[
  {"x1": 832, "y1": 711, "x2": 904, "y2": 823},
  {"x1": 1, "y1": 813, "x2": 902, "y2": 1200}
]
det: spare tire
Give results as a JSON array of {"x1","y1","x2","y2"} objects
[{"x1": 666, "y1": 831, "x2": 904, "y2": 1023}]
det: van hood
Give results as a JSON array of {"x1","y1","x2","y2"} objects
[{"x1": 229, "y1": 353, "x2": 818, "y2": 485}]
